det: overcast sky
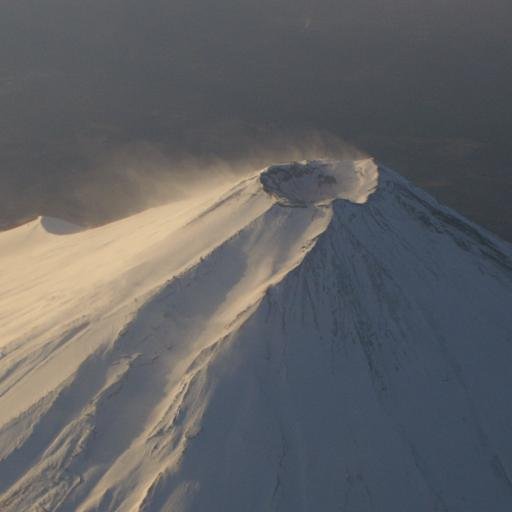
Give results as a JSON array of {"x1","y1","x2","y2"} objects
[{"x1": 1, "y1": 0, "x2": 511, "y2": 237}]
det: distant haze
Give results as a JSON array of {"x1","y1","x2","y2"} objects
[{"x1": 1, "y1": 0, "x2": 511, "y2": 239}]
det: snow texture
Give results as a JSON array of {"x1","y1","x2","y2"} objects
[
  {"x1": 1, "y1": 159, "x2": 512, "y2": 511},
  {"x1": 260, "y1": 158, "x2": 378, "y2": 206}
]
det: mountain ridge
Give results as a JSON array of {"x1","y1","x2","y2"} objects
[{"x1": 1, "y1": 160, "x2": 512, "y2": 511}]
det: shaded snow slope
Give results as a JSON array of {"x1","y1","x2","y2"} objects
[
  {"x1": 38, "y1": 216, "x2": 83, "y2": 235},
  {"x1": 1, "y1": 160, "x2": 512, "y2": 511}
]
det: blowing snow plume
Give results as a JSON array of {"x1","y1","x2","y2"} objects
[
  {"x1": 24, "y1": 131, "x2": 364, "y2": 230},
  {"x1": 0, "y1": 159, "x2": 512, "y2": 511}
]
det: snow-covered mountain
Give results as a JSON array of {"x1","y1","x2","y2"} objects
[{"x1": 1, "y1": 159, "x2": 512, "y2": 512}]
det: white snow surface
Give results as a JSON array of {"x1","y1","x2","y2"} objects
[{"x1": 1, "y1": 159, "x2": 512, "y2": 511}]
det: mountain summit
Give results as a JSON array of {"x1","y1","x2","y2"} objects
[
  {"x1": 260, "y1": 159, "x2": 378, "y2": 205},
  {"x1": 1, "y1": 160, "x2": 512, "y2": 511}
]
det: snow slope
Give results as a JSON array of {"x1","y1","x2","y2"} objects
[{"x1": 1, "y1": 159, "x2": 512, "y2": 511}]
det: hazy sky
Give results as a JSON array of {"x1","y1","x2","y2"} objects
[{"x1": 1, "y1": 0, "x2": 512, "y2": 237}]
